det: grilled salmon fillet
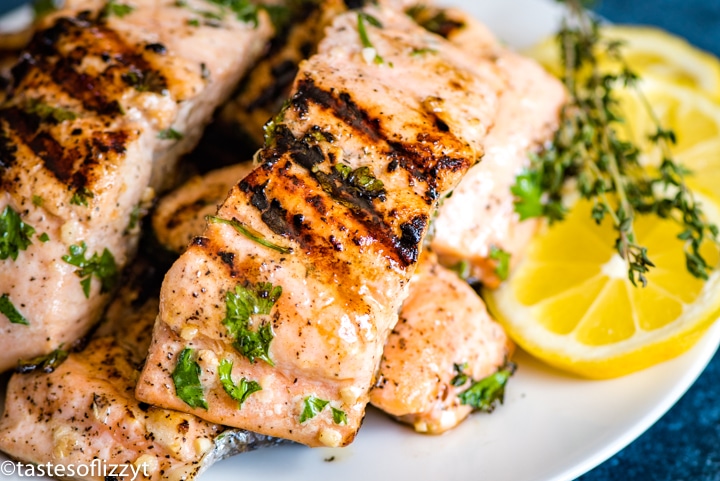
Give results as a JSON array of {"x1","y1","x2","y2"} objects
[
  {"x1": 136, "y1": 4, "x2": 504, "y2": 447},
  {"x1": 369, "y1": 252, "x2": 512, "y2": 434},
  {"x1": 0, "y1": 261, "x2": 284, "y2": 481},
  {"x1": 430, "y1": 10, "x2": 566, "y2": 287},
  {"x1": 0, "y1": 0, "x2": 273, "y2": 371}
]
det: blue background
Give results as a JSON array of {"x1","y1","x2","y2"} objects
[{"x1": 0, "y1": 0, "x2": 718, "y2": 480}]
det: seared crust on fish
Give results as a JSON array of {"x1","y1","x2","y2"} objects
[
  {"x1": 136, "y1": 5, "x2": 504, "y2": 447},
  {"x1": 0, "y1": 0, "x2": 273, "y2": 371}
]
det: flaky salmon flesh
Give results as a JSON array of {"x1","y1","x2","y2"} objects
[
  {"x1": 136, "y1": 3, "x2": 507, "y2": 447},
  {"x1": 0, "y1": 0, "x2": 272, "y2": 372}
]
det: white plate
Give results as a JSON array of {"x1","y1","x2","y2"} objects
[{"x1": 3, "y1": 1, "x2": 719, "y2": 481}]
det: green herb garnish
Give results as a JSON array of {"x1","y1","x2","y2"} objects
[
  {"x1": 357, "y1": 12, "x2": 385, "y2": 65},
  {"x1": 450, "y1": 362, "x2": 469, "y2": 387},
  {"x1": 17, "y1": 346, "x2": 69, "y2": 373},
  {"x1": 100, "y1": 0, "x2": 135, "y2": 19},
  {"x1": 0, "y1": 293, "x2": 29, "y2": 326},
  {"x1": 206, "y1": 0, "x2": 259, "y2": 26},
  {"x1": 513, "y1": 0, "x2": 719, "y2": 286},
  {"x1": 457, "y1": 362, "x2": 516, "y2": 412},
  {"x1": 70, "y1": 187, "x2": 94, "y2": 207},
  {"x1": 0, "y1": 206, "x2": 36, "y2": 261},
  {"x1": 25, "y1": 98, "x2": 77, "y2": 123},
  {"x1": 331, "y1": 407, "x2": 348, "y2": 425},
  {"x1": 223, "y1": 282, "x2": 282, "y2": 365},
  {"x1": 334, "y1": 164, "x2": 385, "y2": 197},
  {"x1": 157, "y1": 128, "x2": 184, "y2": 140},
  {"x1": 206, "y1": 215, "x2": 292, "y2": 254},
  {"x1": 32, "y1": 0, "x2": 57, "y2": 18},
  {"x1": 489, "y1": 246, "x2": 511, "y2": 281},
  {"x1": 32, "y1": 195, "x2": 43, "y2": 207},
  {"x1": 172, "y1": 348, "x2": 208, "y2": 409},
  {"x1": 299, "y1": 396, "x2": 329, "y2": 423},
  {"x1": 38, "y1": 233, "x2": 50, "y2": 243},
  {"x1": 61, "y1": 242, "x2": 119, "y2": 298},
  {"x1": 218, "y1": 359, "x2": 262, "y2": 408}
]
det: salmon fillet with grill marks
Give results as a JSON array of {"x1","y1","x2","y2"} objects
[
  {"x1": 136, "y1": 5, "x2": 504, "y2": 447},
  {"x1": 0, "y1": 261, "x2": 285, "y2": 481},
  {"x1": 0, "y1": 0, "x2": 273, "y2": 372}
]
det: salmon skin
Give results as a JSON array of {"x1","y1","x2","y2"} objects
[
  {"x1": 136, "y1": 4, "x2": 504, "y2": 447},
  {"x1": 0, "y1": 0, "x2": 273, "y2": 371}
]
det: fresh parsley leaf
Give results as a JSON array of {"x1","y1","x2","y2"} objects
[
  {"x1": 70, "y1": 187, "x2": 94, "y2": 207},
  {"x1": 218, "y1": 359, "x2": 262, "y2": 408},
  {"x1": 0, "y1": 206, "x2": 36, "y2": 261},
  {"x1": 206, "y1": 215, "x2": 292, "y2": 254},
  {"x1": 31, "y1": 195, "x2": 43, "y2": 207},
  {"x1": 223, "y1": 282, "x2": 282, "y2": 365},
  {"x1": 331, "y1": 407, "x2": 347, "y2": 425},
  {"x1": 511, "y1": 169, "x2": 544, "y2": 221},
  {"x1": 100, "y1": 0, "x2": 135, "y2": 20},
  {"x1": 157, "y1": 128, "x2": 184, "y2": 140},
  {"x1": 17, "y1": 346, "x2": 69, "y2": 373},
  {"x1": 61, "y1": 242, "x2": 119, "y2": 298},
  {"x1": 121, "y1": 68, "x2": 168, "y2": 94},
  {"x1": 458, "y1": 362, "x2": 516, "y2": 412},
  {"x1": 172, "y1": 348, "x2": 208, "y2": 409},
  {"x1": 489, "y1": 246, "x2": 511, "y2": 281},
  {"x1": 357, "y1": 12, "x2": 385, "y2": 65},
  {"x1": 299, "y1": 396, "x2": 329, "y2": 423},
  {"x1": 209, "y1": 0, "x2": 258, "y2": 25},
  {"x1": 38, "y1": 233, "x2": 50, "y2": 243},
  {"x1": 263, "y1": 100, "x2": 290, "y2": 147},
  {"x1": 25, "y1": 98, "x2": 77, "y2": 123},
  {"x1": 410, "y1": 47, "x2": 438, "y2": 57},
  {"x1": 0, "y1": 293, "x2": 29, "y2": 326},
  {"x1": 449, "y1": 260, "x2": 470, "y2": 280}
]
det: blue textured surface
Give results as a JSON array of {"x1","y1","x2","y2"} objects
[{"x1": 580, "y1": 3, "x2": 720, "y2": 481}]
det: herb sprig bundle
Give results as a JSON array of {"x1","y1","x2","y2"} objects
[{"x1": 512, "y1": 0, "x2": 719, "y2": 286}]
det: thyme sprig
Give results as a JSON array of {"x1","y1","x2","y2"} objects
[{"x1": 513, "y1": 0, "x2": 718, "y2": 286}]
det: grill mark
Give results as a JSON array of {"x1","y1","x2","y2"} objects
[
  {"x1": 23, "y1": 13, "x2": 166, "y2": 116},
  {"x1": 291, "y1": 78, "x2": 471, "y2": 190}
]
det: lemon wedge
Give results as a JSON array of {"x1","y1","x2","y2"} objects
[
  {"x1": 493, "y1": 27, "x2": 720, "y2": 378},
  {"x1": 525, "y1": 25, "x2": 720, "y2": 102},
  {"x1": 484, "y1": 197, "x2": 720, "y2": 379}
]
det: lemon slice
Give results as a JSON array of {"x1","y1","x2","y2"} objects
[
  {"x1": 525, "y1": 26, "x2": 720, "y2": 101},
  {"x1": 484, "y1": 196, "x2": 720, "y2": 379}
]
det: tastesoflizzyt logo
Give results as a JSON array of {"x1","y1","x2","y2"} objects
[{"x1": 0, "y1": 459, "x2": 150, "y2": 479}]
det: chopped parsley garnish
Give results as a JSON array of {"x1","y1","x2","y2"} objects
[
  {"x1": 510, "y1": 170, "x2": 544, "y2": 221},
  {"x1": 187, "y1": 18, "x2": 201, "y2": 27},
  {"x1": 157, "y1": 128, "x2": 184, "y2": 140},
  {"x1": 206, "y1": 0, "x2": 259, "y2": 26},
  {"x1": 100, "y1": 0, "x2": 135, "y2": 20},
  {"x1": 61, "y1": 242, "x2": 119, "y2": 298},
  {"x1": 24, "y1": 98, "x2": 77, "y2": 123},
  {"x1": 38, "y1": 233, "x2": 50, "y2": 243},
  {"x1": 410, "y1": 47, "x2": 438, "y2": 57},
  {"x1": 218, "y1": 359, "x2": 262, "y2": 408},
  {"x1": 70, "y1": 187, "x2": 94, "y2": 207},
  {"x1": 299, "y1": 396, "x2": 347, "y2": 424},
  {"x1": 121, "y1": 68, "x2": 168, "y2": 94},
  {"x1": 17, "y1": 346, "x2": 69, "y2": 373},
  {"x1": 457, "y1": 362, "x2": 516, "y2": 413},
  {"x1": 263, "y1": 100, "x2": 290, "y2": 147},
  {"x1": 223, "y1": 282, "x2": 282, "y2": 366},
  {"x1": 32, "y1": 195, "x2": 43, "y2": 207},
  {"x1": 0, "y1": 206, "x2": 36, "y2": 261},
  {"x1": 172, "y1": 348, "x2": 208, "y2": 410},
  {"x1": 334, "y1": 164, "x2": 385, "y2": 198},
  {"x1": 450, "y1": 362, "x2": 470, "y2": 387},
  {"x1": 489, "y1": 246, "x2": 511, "y2": 281},
  {"x1": 357, "y1": 12, "x2": 386, "y2": 65},
  {"x1": 299, "y1": 396, "x2": 329, "y2": 423},
  {"x1": 449, "y1": 260, "x2": 471, "y2": 280},
  {"x1": 331, "y1": 407, "x2": 348, "y2": 425},
  {"x1": 207, "y1": 215, "x2": 292, "y2": 254},
  {"x1": 0, "y1": 293, "x2": 29, "y2": 326}
]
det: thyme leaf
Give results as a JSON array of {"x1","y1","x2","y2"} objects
[{"x1": 513, "y1": 0, "x2": 718, "y2": 286}]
